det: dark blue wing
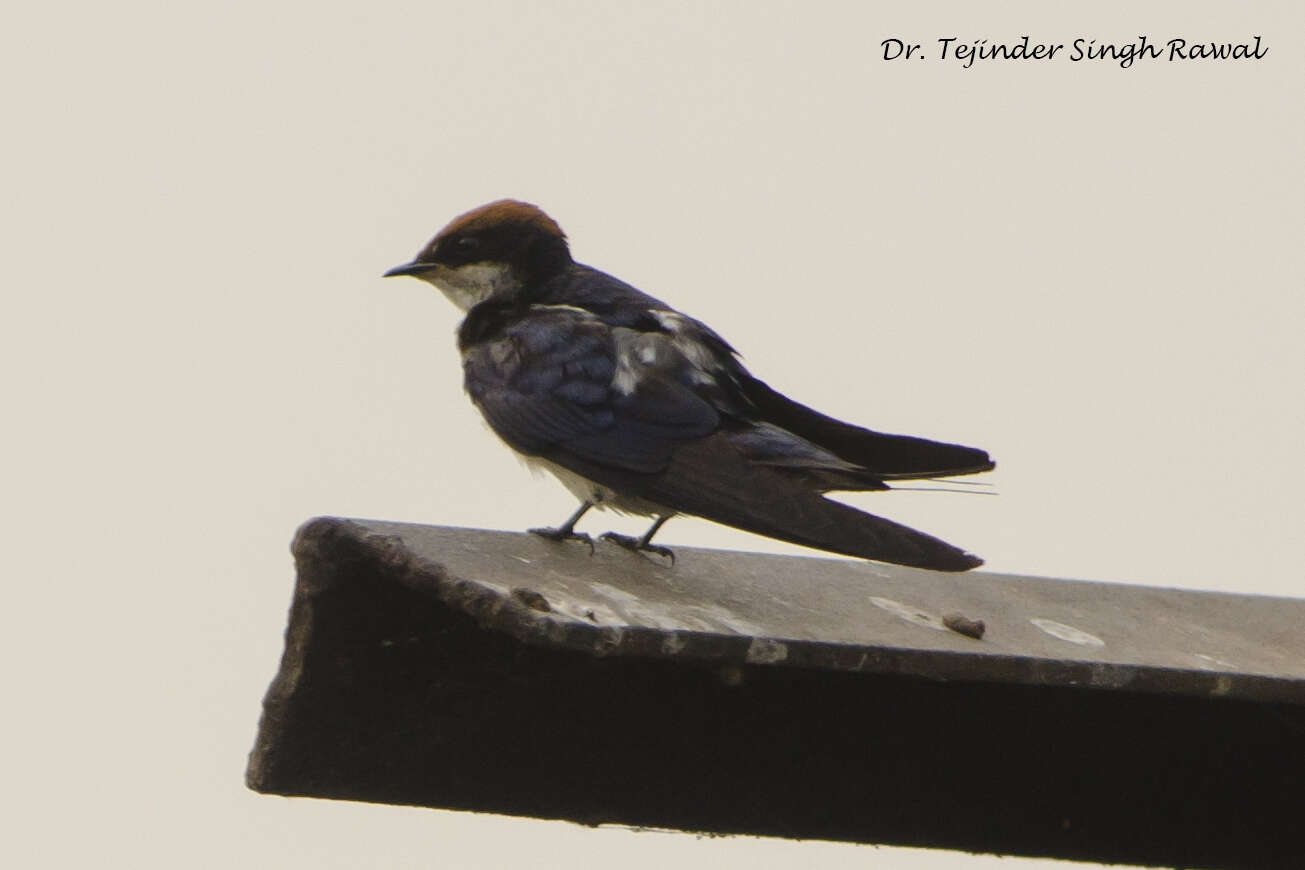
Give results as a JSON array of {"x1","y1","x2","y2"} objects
[
  {"x1": 534, "y1": 263, "x2": 992, "y2": 480},
  {"x1": 463, "y1": 307, "x2": 720, "y2": 473}
]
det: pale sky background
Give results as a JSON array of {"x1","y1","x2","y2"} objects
[{"x1": 6, "y1": 1, "x2": 1302, "y2": 868}]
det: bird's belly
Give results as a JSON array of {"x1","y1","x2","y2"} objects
[{"x1": 521, "y1": 455, "x2": 669, "y2": 518}]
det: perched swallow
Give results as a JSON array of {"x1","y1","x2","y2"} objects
[{"x1": 385, "y1": 200, "x2": 993, "y2": 571}]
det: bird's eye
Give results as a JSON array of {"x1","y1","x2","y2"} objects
[{"x1": 455, "y1": 236, "x2": 479, "y2": 251}]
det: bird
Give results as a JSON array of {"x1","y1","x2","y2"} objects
[{"x1": 384, "y1": 199, "x2": 993, "y2": 571}]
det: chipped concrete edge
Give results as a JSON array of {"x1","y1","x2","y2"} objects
[{"x1": 283, "y1": 517, "x2": 1305, "y2": 706}]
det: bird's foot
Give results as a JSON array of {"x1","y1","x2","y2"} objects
[
  {"x1": 599, "y1": 531, "x2": 676, "y2": 565},
  {"x1": 529, "y1": 526, "x2": 595, "y2": 555}
]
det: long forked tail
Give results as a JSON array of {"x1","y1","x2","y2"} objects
[
  {"x1": 701, "y1": 487, "x2": 983, "y2": 571},
  {"x1": 555, "y1": 435, "x2": 984, "y2": 572},
  {"x1": 740, "y1": 374, "x2": 995, "y2": 480}
]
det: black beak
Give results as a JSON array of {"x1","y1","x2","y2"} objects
[{"x1": 383, "y1": 261, "x2": 434, "y2": 278}]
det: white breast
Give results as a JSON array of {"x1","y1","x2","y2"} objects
[{"x1": 520, "y1": 453, "x2": 670, "y2": 518}]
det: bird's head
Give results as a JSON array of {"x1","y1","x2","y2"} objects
[{"x1": 384, "y1": 199, "x2": 571, "y2": 310}]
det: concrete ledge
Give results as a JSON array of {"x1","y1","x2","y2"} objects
[{"x1": 248, "y1": 517, "x2": 1305, "y2": 869}]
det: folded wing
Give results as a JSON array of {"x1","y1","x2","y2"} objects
[{"x1": 463, "y1": 304, "x2": 982, "y2": 570}]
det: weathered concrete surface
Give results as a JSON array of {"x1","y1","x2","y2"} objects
[{"x1": 248, "y1": 517, "x2": 1305, "y2": 869}]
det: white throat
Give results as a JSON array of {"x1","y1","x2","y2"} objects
[{"x1": 420, "y1": 263, "x2": 518, "y2": 311}]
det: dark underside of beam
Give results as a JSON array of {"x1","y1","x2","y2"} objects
[{"x1": 248, "y1": 518, "x2": 1305, "y2": 870}]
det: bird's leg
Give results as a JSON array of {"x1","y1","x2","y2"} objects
[
  {"x1": 600, "y1": 515, "x2": 675, "y2": 564},
  {"x1": 529, "y1": 501, "x2": 595, "y2": 554}
]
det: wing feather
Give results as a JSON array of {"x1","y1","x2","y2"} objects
[{"x1": 463, "y1": 309, "x2": 718, "y2": 473}]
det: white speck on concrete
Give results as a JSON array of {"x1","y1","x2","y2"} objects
[
  {"x1": 1193, "y1": 653, "x2": 1237, "y2": 672},
  {"x1": 746, "y1": 637, "x2": 788, "y2": 664},
  {"x1": 870, "y1": 597, "x2": 947, "y2": 631},
  {"x1": 1030, "y1": 618, "x2": 1105, "y2": 648},
  {"x1": 661, "y1": 634, "x2": 686, "y2": 655}
]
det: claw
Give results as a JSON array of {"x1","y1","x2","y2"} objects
[
  {"x1": 599, "y1": 531, "x2": 676, "y2": 565},
  {"x1": 527, "y1": 501, "x2": 596, "y2": 554},
  {"x1": 529, "y1": 526, "x2": 595, "y2": 555}
]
